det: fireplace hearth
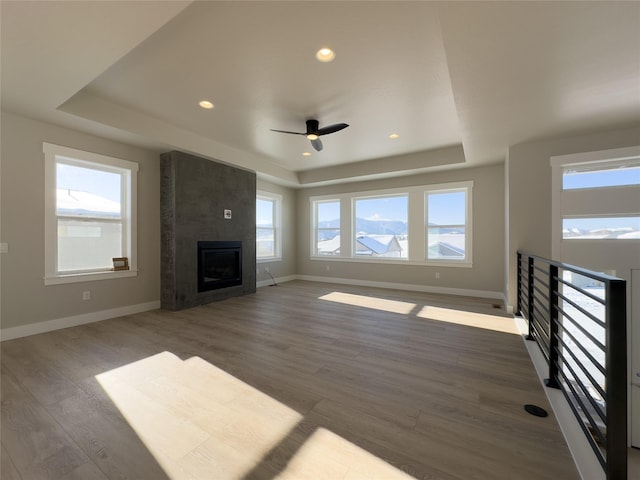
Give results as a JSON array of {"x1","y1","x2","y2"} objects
[{"x1": 197, "y1": 241, "x2": 242, "y2": 292}]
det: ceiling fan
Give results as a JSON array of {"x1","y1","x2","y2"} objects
[{"x1": 271, "y1": 119, "x2": 349, "y2": 152}]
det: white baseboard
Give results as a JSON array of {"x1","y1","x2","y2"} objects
[
  {"x1": 0, "y1": 301, "x2": 161, "y2": 342},
  {"x1": 256, "y1": 275, "x2": 297, "y2": 288},
  {"x1": 514, "y1": 316, "x2": 604, "y2": 480},
  {"x1": 1, "y1": 277, "x2": 502, "y2": 341},
  {"x1": 295, "y1": 274, "x2": 504, "y2": 300}
]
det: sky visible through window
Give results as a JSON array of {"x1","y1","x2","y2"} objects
[
  {"x1": 564, "y1": 216, "x2": 640, "y2": 231},
  {"x1": 315, "y1": 194, "x2": 466, "y2": 225},
  {"x1": 317, "y1": 201, "x2": 340, "y2": 223},
  {"x1": 563, "y1": 165, "x2": 640, "y2": 189},
  {"x1": 355, "y1": 196, "x2": 407, "y2": 222},
  {"x1": 57, "y1": 163, "x2": 121, "y2": 202},
  {"x1": 256, "y1": 198, "x2": 273, "y2": 226},
  {"x1": 428, "y1": 191, "x2": 465, "y2": 225},
  {"x1": 563, "y1": 164, "x2": 640, "y2": 232}
]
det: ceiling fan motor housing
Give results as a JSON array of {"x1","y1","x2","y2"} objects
[{"x1": 306, "y1": 119, "x2": 320, "y2": 135}]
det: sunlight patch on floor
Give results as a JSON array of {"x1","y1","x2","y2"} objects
[
  {"x1": 417, "y1": 305, "x2": 519, "y2": 334},
  {"x1": 95, "y1": 351, "x2": 415, "y2": 479},
  {"x1": 277, "y1": 427, "x2": 414, "y2": 479},
  {"x1": 319, "y1": 291, "x2": 417, "y2": 314},
  {"x1": 96, "y1": 351, "x2": 301, "y2": 478}
]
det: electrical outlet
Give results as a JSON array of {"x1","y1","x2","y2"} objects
[
  {"x1": 435, "y1": 272, "x2": 440, "y2": 279},
  {"x1": 82, "y1": 291, "x2": 91, "y2": 300},
  {"x1": 326, "y1": 265, "x2": 330, "y2": 271}
]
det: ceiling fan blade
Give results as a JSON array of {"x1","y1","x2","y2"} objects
[
  {"x1": 270, "y1": 129, "x2": 305, "y2": 135},
  {"x1": 316, "y1": 123, "x2": 349, "y2": 136},
  {"x1": 311, "y1": 138, "x2": 323, "y2": 151}
]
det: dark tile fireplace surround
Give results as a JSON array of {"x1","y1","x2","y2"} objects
[{"x1": 161, "y1": 151, "x2": 256, "y2": 311}]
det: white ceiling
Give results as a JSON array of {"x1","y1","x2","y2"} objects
[{"x1": 2, "y1": 1, "x2": 639, "y2": 187}]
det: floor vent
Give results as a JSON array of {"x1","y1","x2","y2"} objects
[{"x1": 524, "y1": 404, "x2": 548, "y2": 417}]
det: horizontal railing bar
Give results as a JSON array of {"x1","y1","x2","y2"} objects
[
  {"x1": 533, "y1": 285, "x2": 549, "y2": 302},
  {"x1": 532, "y1": 274, "x2": 549, "y2": 289},
  {"x1": 555, "y1": 373, "x2": 607, "y2": 449},
  {"x1": 533, "y1": 264, "x2": 549, "y2": 276},
  {"x1": 532, "y1": 331, "x2": 550, "y2": 363},
  {"x1": 530, "y1": 316, "x2": 548, "y2": 335},
  {"x1": 557, "y1": 369, "x2": 608, "y2": 469},
  {"x1": 555, "y1": 343, "x2": 607, "y2": 423},
  {"x1": 532, "y1": 319, "x2": 550, "y2": 337},
  {"x1": 532, "y1": 303, "x2": 549, "y2": 322},
  {"x1": 519, "y1": 251, "x2": 622, "y2": 283},
  {"x1": 530, "y1": 323, "x2": 550, "y2": 353},
  {"x1": 556, "y1": 364, "x2": 608, "y2": 448},
  {"x1": 556, "y1": 289, "x2": 606, "y2": 328},
  {"x1": 532, "y1": 270, "x2": 549, "y2": 283},
  {"x1": 556, "y1": 304, "x2": 607, "y2": 353},
  {"x1": 560, "y1": 340, "x2": 606, "y2": 404},
  {"x1": 556, "y1": 322, "x2": 606, "y2": 376},
  {"x1": 557, "y1": 277, "x2": 606, "y2": 306},
  {"x1": 517, "y1": 251, "x2": 627, "y2": 478}
]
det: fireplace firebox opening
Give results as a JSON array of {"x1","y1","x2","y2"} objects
[{"x1": 197, "y1": 241, "x2": 242, "y2": 292}]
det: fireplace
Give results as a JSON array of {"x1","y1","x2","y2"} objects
[{"x1": 197, "y1": 241, "x2": 242, "y2": 292}]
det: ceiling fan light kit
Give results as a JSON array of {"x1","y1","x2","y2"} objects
[{"x1": 271, "y1": 119, "x2": 349, "y2": 152}]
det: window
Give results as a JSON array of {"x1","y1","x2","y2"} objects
[
  {"x1": 310, "y1": 181, "x2": 473, "y2": 266},
  {"x1": 563, "y1": 216, "x2": 640, "y2": 239},
  {"x1": 44, "y1": 143, "x2": 138, "y2": 284},
  {"x1": 425, "y1": 183, "x2": 472, "y2": 264},
  {"x1": 313, "y1": 199, "x2": 340, "y2": 256},
  {"x1": 563, "y1": 163, "x2": 640, "y2": 190},
  {"x1": 353, "y1": 195, "x2": 408, "y2": 259},
  {"x1": 256, "y1": 191, "x2": 282, "y2": 260},
  {"x1": 552, "y1": 149, "x2": 640, "y2": 241}
]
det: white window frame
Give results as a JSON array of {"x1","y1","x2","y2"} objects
[
  {"x1": 256, "y1": 191, "x2": 282, "y2": 262},
  {"x1": 352, "y1": 192, "x2": 410, "y2": 261},
  {"x1": 424, "y1": 181, "x2": 473, "y2": 267},
  {"x1": 311, "y1": 197, "x2": 342, "y2": 257},
  {"x1": 551, "y1": 145, "x2": 640, "y2": 258},
  {"x1": 43, "y1": 143, "x2": 138, "y2": 285},
  {"x1": 310, "y1": 182, "x2": 473, "y2": 267}
]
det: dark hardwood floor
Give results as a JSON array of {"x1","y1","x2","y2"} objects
[{"x1": 1, "y1": 281, "x2": 579, "y2": 479}]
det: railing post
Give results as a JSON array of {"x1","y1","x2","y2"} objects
[
  {"x1": 545, "y1": 263, "x2": 561, "y2": 389},
  {"x1": 527, "y1": 255, "x2": 535, "y2": 341},
  {"x1": 516, "y1": 252, "x2": 522, "y2": 316},
  {"x1": 605, "y1": 279, "x2": 627, "y2": 480}
]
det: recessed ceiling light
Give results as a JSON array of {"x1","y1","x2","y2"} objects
[
  {"x1": 302, "y1": 152, "x2": 311, "y2": 157},
  {"x1": 316, "y1": 47, "x2": 335, "y2": 62},
  {"x1": 389, "y1": 133, "x2": 400, "y2": 139},
  {"x1": 199, "y1": 100, "x2": 214, "y2": 109}
]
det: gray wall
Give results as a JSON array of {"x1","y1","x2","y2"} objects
[
  {"x1": 296, "y1": 163, "x2": 505, "y2": 296},
  {"x1": 506, "y1": 124, "x2": 640, "y2": 309},
  {"x1": 256, "y1": 179, "x2": 297, "y2": 283},
  {"x1": 0, "y1": 111, "x2": 161, "y2": 329},
  {"x1": 161, "y1": 151, "x2": 256, "y2": 310}
]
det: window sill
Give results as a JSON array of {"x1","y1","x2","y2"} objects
[
  {"x1": 310, "y1": 256, "x2": 472, "y2": 268},
  {"x1": 44, "y1": 269, "x2": 138, "y2": 286},
  {"x1": 257, "y1": 257, "x2": 282, "y2": 263}
]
